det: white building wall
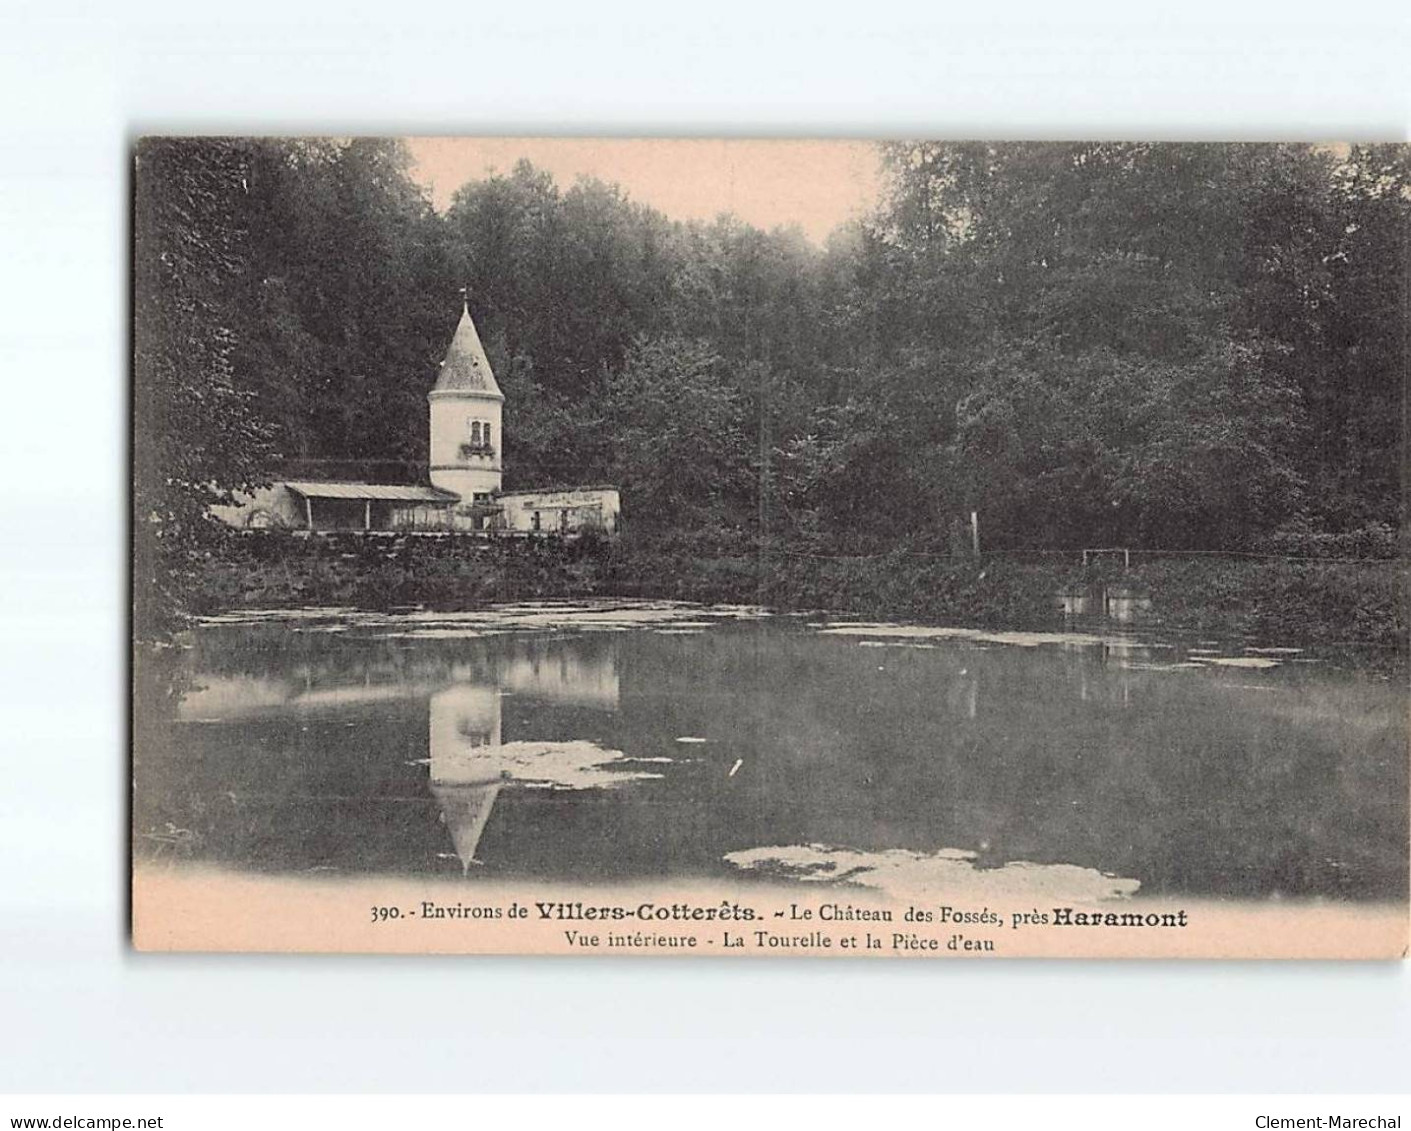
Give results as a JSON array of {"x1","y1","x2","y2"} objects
[
  {"x1": 428, "y1": 390, "x2": 502, "y2": 502},
  {"x1": 210, "y1": 484, "x2": 305, "y2": 529},
  {"x1": 497, "y1": 488, "x2": 621, "y2": 534}
]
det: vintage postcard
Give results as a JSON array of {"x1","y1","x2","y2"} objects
[{"x1": 131, "y1": 138, "x2": 1408, "y2": 957}]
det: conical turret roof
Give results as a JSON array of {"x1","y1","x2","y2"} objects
[
  {"x1": 431, "y1": 782, "x2": 503, "y2": 873},
  {"x1": 432, "y1": 301, "x2": 502, "y2": 397}
]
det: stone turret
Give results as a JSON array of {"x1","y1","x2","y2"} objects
[{"x1": 428, "y1": 299, "x2": 504, "y2": 503}]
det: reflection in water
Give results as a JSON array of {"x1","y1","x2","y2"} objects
[
  {"x1": 500, "y1": 651, "x2": 620, "y2": 707},
  {"x1": 162, "y1": 632, "x2": 632, "y2": 875},
  {"x1": 426, "y1": 650, "x2": 636, "y2": 869},
  {"x1": 428, "y1": 684, "x2": 503, "y2": 873},
  {"x1": 136, "y1": 603, "x2": 1408, "y2": 901},
  {"x1": 426, "y1": 677, "x2": 667, "y2": 870},
  {"x1": 431, "y1": 781, "x2": 502, "y2": 874}
]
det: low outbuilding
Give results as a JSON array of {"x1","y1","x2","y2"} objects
[{"x1": 213, "y1": 298, "x2": 620, "y2": 536}]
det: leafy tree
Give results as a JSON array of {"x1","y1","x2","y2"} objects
[
  {"x1": 870, "y1": 141, "x2": 1401, "y2": 549},
  {"x1": 603, "y1": 336, "x2": 752, "y2": 531},
  {"x1": 237, "y1": 138, "x2": 457, "y2": 475},
  {"x1": 135, "y1": 137, "x2": 1406, "y2": 609},
  {"x1": 132, "y1": 138, "x2": 276, "y2": 634}
]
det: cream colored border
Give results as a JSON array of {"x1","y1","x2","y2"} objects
[{"x1": 133, "y1": 867, "x2": 1410, "y2": 959}]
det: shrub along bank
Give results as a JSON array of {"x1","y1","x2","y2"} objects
[{"x1": 187, "y1": 528, "x2": 1404, "y2": 651}]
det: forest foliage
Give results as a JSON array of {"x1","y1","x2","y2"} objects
[{"x1": 134, "y1": 137, "x2": 1407, "y2": 624}]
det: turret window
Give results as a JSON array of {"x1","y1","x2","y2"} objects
[{"x1": 460, "y1": 419, "x2": 494, "y2": 460}]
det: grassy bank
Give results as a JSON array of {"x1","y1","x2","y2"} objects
[
  {"x1": 184, "y1": 529, "x2": 616, "y2": 612},
  {"x1": 186, "y1": 528, "x2": 1405, "y2": 650}
]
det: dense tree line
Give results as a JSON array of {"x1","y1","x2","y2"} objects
[{"x1": 134, "y1": 138, "x2": 1406, "y2": 611}]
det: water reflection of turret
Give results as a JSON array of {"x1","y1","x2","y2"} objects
[
  {"x1": 428, "y1": 684, "x2": 506, "y2": 873},
  {"x1": 426, "y1": 643, "x2": 622, "y2": 872}
]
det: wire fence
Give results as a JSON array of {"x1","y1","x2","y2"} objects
[
  {"x1": 260, "y1": 460, "x2": 1399, "y2": 567},
  {"x1": 767, "y1": 544, "x2": 1402, "y2": 566}
]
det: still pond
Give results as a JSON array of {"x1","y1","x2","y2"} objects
[{"x1": 133, "y1": 601, "x2": 1408, "y2": 903}]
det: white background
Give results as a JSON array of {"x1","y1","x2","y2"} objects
[{"x1": 0, "y1": 0, "x2": 1407, "y2": 1095}]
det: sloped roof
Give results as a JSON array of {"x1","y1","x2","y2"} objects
[
  {"x1": 283, "y1": 481, "x2": 457, "y2": 503},
  {"x1": 432, "y1": 302, "x2": 502, "y2": 398}
]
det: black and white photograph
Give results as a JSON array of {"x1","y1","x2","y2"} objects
[
  {"x1": 6, "y1": 0, "x2": 1411, "y2": 1116},
  {"x1": 130, "y1": 137, "x2": 1407, "y2": 957}
]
